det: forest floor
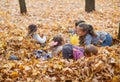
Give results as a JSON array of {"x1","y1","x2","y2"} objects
[{"x1": 0, "y1": 0, "x2": 120, "y2": 82}]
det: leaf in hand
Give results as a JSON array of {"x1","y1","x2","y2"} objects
[{"x1": 70, "y1": 34, "x2": 79, "y2": 45}]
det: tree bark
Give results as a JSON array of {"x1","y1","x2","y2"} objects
[
  {"x1": 118, "y1": 23, "x2": 120, "y2": 39},
  {"x1": 19, "y1": 0, "x2": 27, "y2": 14},
  {"x1": 85, "y1": 0, "x2": 95, "y2": 13}
]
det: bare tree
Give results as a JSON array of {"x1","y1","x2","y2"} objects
[
  {"x1": 118, "y1": 23, "x2": 120, "y2": 39},
  {"x1": 85, "y1": 0, "x2": 95, "y2": 13},
  {"x1": 19, "y1": 0, "x2": 27, "y2": 14}
]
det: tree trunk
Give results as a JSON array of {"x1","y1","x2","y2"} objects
[
  {"x1": 19, "y1": 0, "x2": 27, "y2": 14},
  {"x1": 85, "y1": 0, "x2": 95, "y2": 13},
  {"x1": 118, "y1": 23, "x2": 120, "y2": 39}
]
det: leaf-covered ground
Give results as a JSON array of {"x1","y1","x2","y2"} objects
[{"x1": 0, "y1": 0, "x2": 120, "y2": 82}]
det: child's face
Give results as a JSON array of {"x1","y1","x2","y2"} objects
[{"x1": 76, "y1": 26, "x2": 87, "y2": 37}]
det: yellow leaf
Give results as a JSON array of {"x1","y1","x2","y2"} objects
[
  {"x1": 3, "y1": 63, "x2": 15, "y2": 69},
  {"x1": 58, "y1": 65, "x2": 63, "y2": 70},
  {"x1": 41, "y1": 47, "x2": 47, "y2": 50},
  {"x1": 70, "y1": 34, "x2": 79, "y2": 45},
  {"x1": 42, "y1": 69, "x2": 46, "y2": 74},
  {"x1": 53, "y1": 64, "x2": 63, "y2": 70},
  {"x1": 112, "y1": 76, "x2": 119, "y2": 82},
  {"x1": 32, "y1": 70, "x2": 40, "y2": 76},
  {"x1": 18, "y1": 37, "x2": 23, "y2": 41},
  {"x1": 0, "y1": 41, "x2": 6, "y2": 48},
  {"x1": 18, "y1": 65, "x2": 24, "y2": 70},
  {"x1": 10, "y1": 71, "x2": 18, "y2": 78}
]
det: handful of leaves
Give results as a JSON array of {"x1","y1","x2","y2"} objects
[{"x1": 70, "y1": 34, "x2": 79, "y2": 45}]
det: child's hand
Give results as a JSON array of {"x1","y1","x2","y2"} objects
[
  {"x1": 51, "y1": 41, "x2": 58, "y2": 46},
  {"x1": 40, "y1": 33, "x2": 44, "y2": 37},
  {"x1": 49, "y1": 41, "x2": 58, "y2": 47},
  {"x1": 39, "y1": 30, "x2": 46, "y2": 37},
  {"x1": 98, "y1": 40, "x2": 103, "y2": 45}
]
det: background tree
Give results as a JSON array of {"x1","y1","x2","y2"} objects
[
  {"x1": 85, "y1": 0, "x2": 95, "y2": 13},
  {"x1": 19, "y1": 0, "x2": 27, "y2": 14},
  {"x1": 118, "y1": 23, "x2": 120, "y2": 39}
]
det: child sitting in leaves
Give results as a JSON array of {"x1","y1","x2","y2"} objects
[
  {"x1": 62, "y1": 44, "x2": 98, "y2": 60},
  {"x1": 35, "y1": 35, "x2": 64, "y2": 59},
  {"x1": 26, "y1": 24, "x2": 47, "y2": 47}
]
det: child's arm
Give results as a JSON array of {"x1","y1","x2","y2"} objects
[
  {"x1": 68, "y1": 29, "x2": 76, "y2": 35},
  {"x1": 52, "y1": 46, "x2": 62, "y2": 56},
  {"x1": 32, "y1": 33, "x2": 46, "y2": 44},
  {"x1": 84, "y1": 34, "x2": 92, "y2": 45}
]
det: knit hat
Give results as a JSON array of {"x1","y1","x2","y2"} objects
[{"x1": 62, "y1": 44, "x2": 73, "y2": 59}]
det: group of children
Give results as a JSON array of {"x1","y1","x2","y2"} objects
[{"x1": 26, "y1": 20, "x2": 113, "y2": 60}]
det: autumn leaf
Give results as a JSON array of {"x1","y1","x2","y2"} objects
[
  {"x1": 24, "y1": 66, "x2": 31, "y2": 71},
  {"x1": 42, "y1": 69, "x2": 46, "y2": 74},
  {"x1": 10, "y1": 71, "x2": 18, "y2": 78},
  {"x1": 70, "y1": 34, "x2": 79, "y2": 45},
  {"x1": 112, "y1": 76, "x2": 120, "y2": 82},
  {"x1": 3, "y1": 63, "x2": 16, "y2": 69},
  {"x1": 32, "y1": 70, "x2": 40, "y2": 76},
  {"x1": 18, "y1": 65, "x2": 24, "y2": 70}
]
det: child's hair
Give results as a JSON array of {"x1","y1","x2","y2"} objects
[
  {"x1": 84, "y1": 44, "x2": 98, "y2": 56},
  {"x1": 62, "y1": 44, "x2": 73, "y2": 59},
  {"x1": 27, "y1": 24, "x2": 37, "y2": 36},
  {"x1": 88, "y1": 24, "x2": 97, "y2": 37},
  {"x1": 52, "y1": 35, "x2": 63, "y2": 47},
  {"x1": 75, "y1": 20, "x2": 85, "y2": 27},
  {"x1": 78, "y1": 23, "x2": 97, "y2": 37}
]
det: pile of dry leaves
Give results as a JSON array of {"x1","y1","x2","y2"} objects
[
  {"x1": 0, "y1": 0, "x2": 120, "y2": 82},
  {"x1": 0, "y1": 45, "x2": 120, "y2": 82}
]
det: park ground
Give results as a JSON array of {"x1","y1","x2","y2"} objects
[{"x1": 0, "y1": 0, "x2": 120, "y2": 82}]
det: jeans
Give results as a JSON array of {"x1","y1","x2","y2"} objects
[{"x1": 101, "y1": 34, "x2": 112, "y2": 46}]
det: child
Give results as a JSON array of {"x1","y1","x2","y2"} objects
[
  {"x1": 62, "y1": 44, "x2": 98, "y2": 60},
  {"x1": 50, "y1": 35, "x2": 63, "y2": 56},
  {"x1": 35, "y1": 35, "x2": 63, "y2": 59},
  {"x1": 76, "y1": 23, "x2": 112, "y2": 46},
  {"x1": 84, "y1": 44, "x2": 98, "y2": 57},
  {"x1": 68, "y1": 20, "x2": 85, "y2": 35},
  {"x1": 67, "y1": 20, "x2": 85, "y2": 44},
  {"x1": 26, "y1": 24, "x2": 46, "y2": 46}
]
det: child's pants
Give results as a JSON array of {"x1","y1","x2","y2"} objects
[{"x1": 101, "y1": 34, "x2": 112, "y2": 46}]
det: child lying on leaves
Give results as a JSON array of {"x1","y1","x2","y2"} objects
[
  {"x1": 62, "y1": 44, "x2": 98, "y2": 60},
  {"x1": 69, "y1": 20, "x2": 113, "y2": 46},
  {"x1": 76, "y1": 23, "x2": 113, "y2": 46},
  {"x1": 35, "y1": 35, "x2": 64, "y2": 59},
  {"x1": 35, "y1": 43, "x2": 98, "y2": 60}
]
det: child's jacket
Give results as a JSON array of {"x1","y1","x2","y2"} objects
[
  {"x1": 62, "y1": 44, "x2": 84, "y2": 60},
  {"x1": 80, "y1": 32, "x2": 112, "y2": 46}
]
